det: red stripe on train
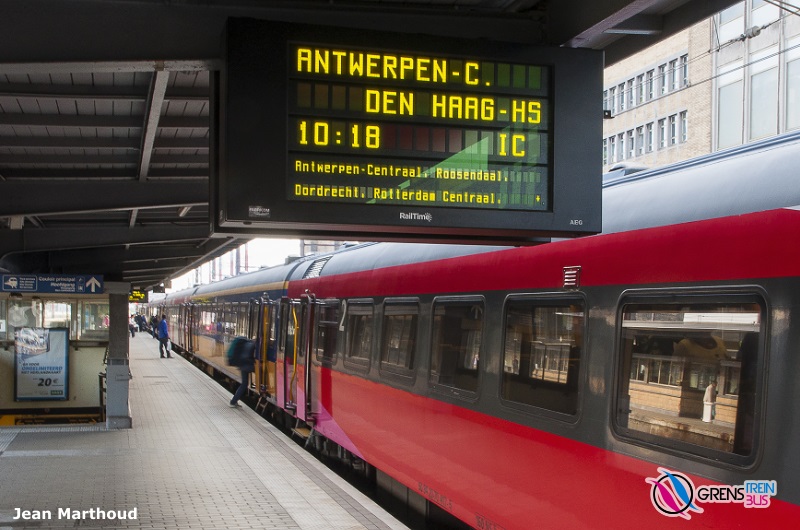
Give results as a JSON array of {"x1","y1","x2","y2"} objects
[{"x1": 291, "y1": 209, "x2": 800, "y2": 299}]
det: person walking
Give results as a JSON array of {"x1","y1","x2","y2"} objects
[
  {"x1": 229, "y1": 338, "x2": 255, "y2": 407},
  {"x1": 158, "y1": 314, "x2": 171, "y2": 358}
]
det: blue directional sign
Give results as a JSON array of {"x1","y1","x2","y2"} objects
[{"x1": 1, "y1": 274, "x2": 104, "y2": 294}]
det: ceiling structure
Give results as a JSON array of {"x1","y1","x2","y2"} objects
[{"x1": 0, "y1": 0, "x2": 739, "y2": 291}]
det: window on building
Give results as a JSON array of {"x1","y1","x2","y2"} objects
[
  {"x1": 718, "y1": 2, "x2": 745, "y2": 43},
  {"x1": 79, "y1": 301, "x2": 110, "y2": 340},
  {"x1": 646, "y1": 70, "x2": 654, "y2": 100},
  {"x1": 658, "y1": 119, "x2": 667, "y2": 149},
  {"x1": 603, "y1": 90, "x2": 609, "y2": 113},
  {"x1": 669, "y1": 59, "x2": 679, "y2": 91},
  {"x1": 752, "y1": 0, "x2": 779, "y2": 26},
  {"x1": 680, "y1": 111, "x2": 688, "y2": 143},
  {"x1": 609, "y1": 136, "x2": 616, "y2": 162},
  {"x1": 658, "y1": 64, "x2": 667, "y2": 95},
  {"x1": 627, "y1": 79, "x2": 635, "y2": 108},
  {"x1": 717, "y1": 61, "x2": 744, "y2": 149},
  {"x1": 680, "y1": 55, "x2": 689, "y2": 87},
  {"x1": 615, "y1": 294, "x2": 763, "y2": 462},
  {"x1": 603, "y1": 138, "x2": 608, "y2": 165},
  {"x1": 627, "y1": 130, "x2": 635, "y2": 158},
  {"x1": 636, "y1": 126, "x2": 644, "y2": 155},
  {"x1": 618, "y1": 83, "x2": 626, "y2": 111},
  {"x1": 646, "y1": 123, "x2": 654, "y2": 152},
  {"x1": 637, "y1": 74, "x2": 645, "y2": 105},
  {"x1": 617, "y1": 133, "x2": 625, "y2": 161},
  {"x1": 787, "y1": 48, "x2": 800, "y2": 131},
  {"x1": 430, "y1": 299, "x2": 484, "y2": 393},
  {"x1": 501, "y1": 297, "x2": 584, "y2": 415},
  {"x1": 43, "y1": 301, "x2": 73, "y2": 333},
  {"x1": 609, "y1": 86, "x2": 617, "y2": 115},
  {"x1": 669, "y1": 115, "x2": 677, "y2": 145},
  {"x1": 749, "y1": 46, "x2": 779, "y2": 141}
]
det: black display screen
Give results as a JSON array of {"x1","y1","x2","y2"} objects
[{"x1": 217, "y1": 18, "x2": 603, "y2": 243}]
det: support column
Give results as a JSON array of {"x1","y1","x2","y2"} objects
[{"x1": 105, "y1": 281, "x2": 132, "y2": 429}]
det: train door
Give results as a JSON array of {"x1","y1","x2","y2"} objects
[
  {"x1": 277, "y1": 297, "x2": 297, "y2": 413},
  {"x1": 180, "y1": 303, "x2": 192, "y2": 351},
  {"x1": 295, "y1": 293, "x2": 316, "y2": 422},
  {"x1": 276, "y1": 296, "x2": 314, "y2": 420},
  {"x1": 246, "y1": 297, "x2": 277, "y2": 400},
  {"x1": 258, "y1": 298, "x2": 278, "y2": 399},
  {"x1": 309, "y1": 299, "x2": 339, "y2": 420}
]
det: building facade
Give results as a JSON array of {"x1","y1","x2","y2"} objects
[
  {"x1": 603, "y1": 1, "x2": 800, "y2": 173},
  {"x1": 713, "y1": 1, "x2": 800, "y2": 149},
  {"x1": 602, "y1": 20, "x2": 713, "y2": 172}
]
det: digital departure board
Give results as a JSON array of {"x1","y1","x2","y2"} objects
[
  {"x1": 289, "y1": 44, "x2": 550, "y2": 211},
  {"x1": 216, "y1": 18, "x2": 603, "y2": 243}
]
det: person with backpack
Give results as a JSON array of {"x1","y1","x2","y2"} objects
[{"x1": 228, "y1": 337, "x2": 255, "y2": 408}]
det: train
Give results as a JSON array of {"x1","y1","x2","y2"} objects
[{"x1": 154, "y1": 130, "x2": 800, "y2": 528}]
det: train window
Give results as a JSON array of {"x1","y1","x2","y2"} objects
[
  {"x1": 430, "y1": 299, "x2": 484, "y2": 393},
  {"x1": 344, "y1": 302, "x2": 373, "y2": 369},
  {"x1": 314, "y1": 301, "x2": 339, "y2": 364},
  {"x1": 380, "y1": 302, "x2": 419, "y2": 377},
  {"x1": 615, "y1": 295, "x2": 763, "y2": 463},
  {"x1": 501, "y1": 298, "x2": 583, "y2": 415}
]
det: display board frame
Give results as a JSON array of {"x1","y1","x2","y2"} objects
[{"x1": 214, "y1": 18, "x2": 603, "y2": 243}]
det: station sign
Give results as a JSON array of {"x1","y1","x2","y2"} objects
[
  {"x1": 129, "y1": 290, "x2": 148, "y2": 303},
  {"x1": 215, "y1": 18, "x2": 603, "y2": 244},
  {"x1": 1, "y1": 274, "x2": 104, "y2": 294}
]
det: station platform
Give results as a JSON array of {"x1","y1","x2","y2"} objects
[{"x1": 0, "y1": 333, "x2": 409, "y2": 530}]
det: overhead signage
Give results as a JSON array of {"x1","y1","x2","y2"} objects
[
  {"x1": 288, "y1": 44, "x2": 550, "y2": 212},
  {"x1": 216, "y1": 18, "x2": 603, "y2": 243},
  {"x1": 1, "y1": 274, "x2": 103, "y2": 294},
  {"x1": 129, "y1": 290, "x2": 148, "y2": 303}
]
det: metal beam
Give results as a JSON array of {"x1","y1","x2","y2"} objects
[
  {"x1": 0, "y1": 83, "x2": 207, "y2": 101},
  {"x1": 0, "y1": 136, "x2": 207, "y2": 150},
  {"x1": 0, "y1": 181, "x2": 207, "y2": 216},
  {"x1": 139, "y1": 70, "x2": 170, "y2": 179},
  {"x1": 0, "y1": 225, "x2": 212, "y2": 256},
  {"x1": 49, "y1": 246, "x2": 206, "y2": 268},
  {"x1": 0, "y1": 114, "x2": 207, "y2": 128}
]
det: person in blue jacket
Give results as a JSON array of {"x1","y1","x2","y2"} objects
[{"x1": 158, "y1": 314, "x2": 170, "y2": 358}]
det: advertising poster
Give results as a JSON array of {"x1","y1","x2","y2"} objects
[{"x1": 14, "y1": 327, "x2": 69, "y2": 401}]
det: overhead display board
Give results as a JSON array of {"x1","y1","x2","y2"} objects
[{"x1": 216, "y1": 18, "x2": 603, "y2": 243}]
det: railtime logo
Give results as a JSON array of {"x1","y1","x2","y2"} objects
[{"x1": 646, "y1": 467, "x2": 777, "y2": 520}]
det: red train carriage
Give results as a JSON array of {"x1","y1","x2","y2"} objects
[
  {"x1": 284, "y1": 208, "x2": 800, "y2": 529},
  {"x1": 159, "y1": 131, "x2": 800, "y2": 528}
]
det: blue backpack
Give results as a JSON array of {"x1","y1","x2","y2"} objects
[{"x1": 226, "y1": 337, "x2": 253, "y2": 366}]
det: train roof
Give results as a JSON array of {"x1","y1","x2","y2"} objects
[
  {"x1": 289, "y1": 242, "x2": 510, "y2": 282},
  {"x1": 602, "y1": 129, "x2": 800, "y2": 233},
  {"x1": 160, "y1": 131, "x2": 800, "y2": 297}
]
